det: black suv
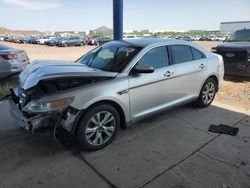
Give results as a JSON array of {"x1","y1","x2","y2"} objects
[{"x1": 212, "y1": 29, "x2": 250, "y2": 77}]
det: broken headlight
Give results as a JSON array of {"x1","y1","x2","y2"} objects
[{"x1": 23, "y1": 97, "x2": 74, "y2": 113}]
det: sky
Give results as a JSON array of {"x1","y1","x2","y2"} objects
[{"x1": 0, "y1": 0, "x2": 249, "y2": 31}]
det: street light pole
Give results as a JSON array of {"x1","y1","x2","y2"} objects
[{"x1": 113, "y1": 0, "x2": 123, "y2": 40}]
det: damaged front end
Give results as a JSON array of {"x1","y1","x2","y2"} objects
[
  {"x1": 8, "y1": 60, "x2": 117, "y2": 134},
  {"x1": 9, "y1": 86, "x2": 80, "y2": 133}
]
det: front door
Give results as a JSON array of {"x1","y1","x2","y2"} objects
[{"x1": 128, "y1": 46, "x2": 176, "y2": 121}]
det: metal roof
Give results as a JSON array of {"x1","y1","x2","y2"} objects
[{"x1": 221, "y1": 21, "x2": 250, "y2": 25}]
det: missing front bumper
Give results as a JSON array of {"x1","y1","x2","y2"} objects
[
  {"x1": 9, "y1": 98, "x2": 79, "y2": 133},
  {"x1": 9, "y1": 99, "x2": 51, "y2": 132}
]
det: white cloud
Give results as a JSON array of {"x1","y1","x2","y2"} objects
[{"x1": 0, "y1": 0, "x2": 62, "y2": 10}]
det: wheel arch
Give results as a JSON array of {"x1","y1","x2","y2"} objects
[
  {"x1": 207, "y1": 75, "x2": 219, "y2": 91},
  {"x1": 72, "y1": 100, "x2": 127, "y2": 136}
]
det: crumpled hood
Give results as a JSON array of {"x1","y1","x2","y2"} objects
[
  {"x1": 216, "y1": 42, "x2": 250, "y2": 49},
  {"x1": 20, "y1": 60, "x2": 118, "y2": 90}
]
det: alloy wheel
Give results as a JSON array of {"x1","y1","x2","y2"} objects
[
  {"x1": 202, "y1": 82, "x2": 215, "y2": 104},
  {"x1": 85, "y1": 111, "x2": 116, "y2": 146}
]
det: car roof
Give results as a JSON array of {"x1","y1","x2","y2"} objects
[{"x1": 123, "y1": 38, "x2": 182, "y2": 47}]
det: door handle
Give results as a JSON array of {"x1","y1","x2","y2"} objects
[
  {"x1": 164, "y1": 71, "x2": 174, "y2": 77},
  {"x1": 199, "y1": 64, "x2": 205, "y2": 69}
]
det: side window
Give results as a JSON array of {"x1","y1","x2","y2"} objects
[
  {"x1": 191, "y1": 47, "x2": 204, "y2": 60},
  {"x1": 137, "y1": 46, "x2": 169, "y2": 69},
  {"x1": 171, "y1": 45, "x2": 193, "y2": 64}
]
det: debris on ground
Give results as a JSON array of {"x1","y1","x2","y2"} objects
[
  {"x1": 208, "y1": 124, "x2": 239, "y2": 136},
  {"x1": 241, "y1": 160, "x2": 247, "y2": 166}
]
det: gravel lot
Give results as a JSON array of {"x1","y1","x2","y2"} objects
[{"x1": 0, "y1": 40, "x2": 249, "y2": 111}]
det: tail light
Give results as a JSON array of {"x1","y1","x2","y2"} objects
[{"x1": 0, "y1": 54, "x2": 18, "y2": 60}]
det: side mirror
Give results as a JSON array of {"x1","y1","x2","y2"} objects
[{"x1": 131, "y1": 65, "x2": 154, "y2": 74}]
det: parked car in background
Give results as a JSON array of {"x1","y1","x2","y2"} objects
[
  {"x1": 144, "y1": 35, "x2": 161, "y2": 39},
  {"x1": 177, "y1": 36, "x2": 192, "y2": 42},
  {"x1": 85, "y1": 36, "x2": 96, "y2": 45},
  {"x1": 38, "y1": 36, "x2": 54, "y2": 45},
  {"x1": 212, "y1": 29, "x2": 250, "y2": 77},
  {"x1": 58, "y1": 36, "x2": 85, "y2": 47},
  {"x1": 12, "y1": 36, "x2": 25, "y2": 43},
  {"x1": 123, "y1": 35, "x2": 141, "y2": 40},
  {"x1": 90, "y1": 36, "x2": 112, "y2": 45},
  {"x1": 209, "y1": 35, "x2": 218, "y2": 41},
  {"x1": 9, "y1": 38, "x2": 224, "y2": 150},
  {"x1": 199, "y1": 36, "x2": 212, "y2": 41},
  {"x1": 23, "y1": 36, "x2": 38, "y2": 44},
  {"x1": 47, "y1": 37, "x2": 62, "y2": 46},
  {"x1": 3, "y1": 36, "x2": 11, "y2": 42},
  {"x1": 0, "y1": 44, "x2": 29, "y2": 78},
  {"x1": 0, "y1": 36, "x2": 5, "y2": 41},
  {"x1": 216, "y1": 35, "x2": 227, "y2": 41},
  {"x1": 191, "y1": 36, "x2": 201, "y2": 41}
]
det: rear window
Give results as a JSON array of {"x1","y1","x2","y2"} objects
[
  {"x1": 171, "y1": 45, "x2": 205, "y2": 63},
  {"x1": 191, "y1": 47, "x2": 204, "y2": 60},
  {"x1": 171, "y1": 45, "x2": 193, "y2": 64}
]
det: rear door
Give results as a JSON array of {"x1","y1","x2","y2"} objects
[
  {"x1": 169, "y1": 45, "x2": 207, "y2": 101},
  {"x1": 128, "y1": 46, "x2": 176, "y2": 121}
]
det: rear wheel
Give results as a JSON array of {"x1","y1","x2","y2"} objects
[
  {"x1": 195, "y1": 78, "x2": 217, "y2": 108},
  {"x1": 77, "y1": 104, "x2": 120, "y2": 151}
]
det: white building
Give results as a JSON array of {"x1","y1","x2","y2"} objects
[{"x1": 220, "y1": 21, "x2": 250, "y2": 33}]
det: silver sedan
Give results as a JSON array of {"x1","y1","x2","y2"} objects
[
  {"x1": 0, "y1": 44, "x2": 29, "y2": 78},
  {"x1": 9, "y1": 38, "x2": 224, "y2": 151}
]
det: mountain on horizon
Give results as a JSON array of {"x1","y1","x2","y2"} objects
[
  {"x1": 0, "y1": 26, "x2": 42, "y2": 35},
  {"x1": 93, "y1": 26, "x2": 112, "y2": 32},
  {"x1": 0, "y1": 26, "x2": 113, "y2": 35}
]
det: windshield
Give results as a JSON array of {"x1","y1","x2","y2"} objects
[
  {"x1": 76, "y1": 41, "x2": 142, "y2": 72},
  {"x1": 225, "y1": 29, "x2": 250, "y2": 42}
]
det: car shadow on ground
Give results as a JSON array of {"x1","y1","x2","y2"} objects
[
  {"x1": 0, "y1": 103, "x2": 247, "y2": 154},
  {"x1": 224, "y1": 75, "x2": 250, "y2": 82}
]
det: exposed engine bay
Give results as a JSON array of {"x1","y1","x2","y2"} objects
[{"x1": 10, "y1": 74, "x2": 115, "y2": 133}]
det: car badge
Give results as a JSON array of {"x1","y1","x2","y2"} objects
[{"x1": 225, "y1": 53, "x2": 235, "y2": 58}]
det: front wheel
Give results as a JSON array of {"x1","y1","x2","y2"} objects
[
  {"x1": 76, "y1": 104, "x2": 120, "y2": 151},
  {"x1": 195, "y1": 78, "x2": 217, "y2": 108}
]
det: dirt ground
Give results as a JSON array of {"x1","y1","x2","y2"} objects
[
  {"x1": 0, "y1": 41, "x2": 249, "y2": 111},
  {"x1": 0, "y1": 41, "x2": 95, "y2": 61}
]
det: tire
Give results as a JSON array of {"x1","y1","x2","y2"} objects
[
  {"x1": 63, "y1": 43, "x2": 68, "y2": 47},
  {"x1": 77, "y1": 104, "x2": 120, "y2": 151},
  {"x1": 80, "y1": 42, "x2": 85, "y2": 46},
  {"x1": 195, "y1": 78, "x2": 217, "y2": 108}
]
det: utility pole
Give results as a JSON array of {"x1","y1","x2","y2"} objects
[{"x1": 113, "y1": 0, "x2": 123, "y2": 40}]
